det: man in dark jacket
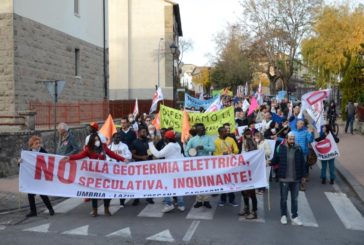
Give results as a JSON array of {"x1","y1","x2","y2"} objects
[
  {"x1": 273, "y1": 132, "x2": 307, "y2": 226},
  {"x1": 345, "y1": 101, "x2": 356, "y2": 134}
]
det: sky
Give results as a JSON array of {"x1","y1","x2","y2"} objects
[{"x1": 175, "y1": 0, "x2": 364, "y2": 67}]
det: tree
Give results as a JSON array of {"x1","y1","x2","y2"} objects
[
  {"x1": 178, "y1": 38, "x2": 193, "y2": 67},
  {"x1": 301, "y1": 4, "x2": 364, "y2": 117},
  {"x1": 240, "y1": 0, "x2": 323, "y2": 94},
  {"x1": 210, "y1": 25, "x2": 252, "y2": 92}
]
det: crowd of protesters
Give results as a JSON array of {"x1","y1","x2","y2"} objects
[{"x1": 20, "y1": 93, "x2": 351, "y2": 226}]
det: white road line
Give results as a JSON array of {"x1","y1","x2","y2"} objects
[
  {"x1": 45, "y1": 198, "x2": 83, "y2": 214},
  {"x1": 146, "y1": 229, "x2": 175, "y2": 243},
  {"x1": 287, "y1": 191, "x2": 319, "y2": 227},
  {"x1": 182, "y1": 220, "x2": 200, "y2": 242},
  {"x1": 137, "y1": 198, "x2": 165, "y2": 218},
  {"x1": 62, "y1": 225, "x2": 89, "y2": 236},
  {"x1": 186, "y1": 201, "x2": 218, "y2": 220},
  {"x1": 0, "y1": 225, "x2": 5, "y2": 231},
  {"x1": 23, "y1": 223, "x2": 50, "y2": 233},
  {"x1": 105, "y1": 227, "x2": 132, "y2": 239},
  {"x1": 325, "y1": 192, "x2": 364, "y2": 231},
  {"x1": 238, "y1": 194, "x2": 265, "y2": 223}
]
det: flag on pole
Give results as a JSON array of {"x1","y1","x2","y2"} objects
[
  {"x1": 99, "y1": 114, "x2": 117, "y2": 144},
  {"x1": 149, "y1": 87, "x2": 164, "y2": 114},
  {"x1": 205, "y1": 96, "x2": 222, "y2": 113},
  {"x1": 248, "y1": 96, "x2": 259, "y2": 116},
  {"x1": 257, "y1": 81, "x2": 263, "y2": 105},
  {"x1": 181, "y1": 110, "x2": 190, "y2": 143},
  {"x1": 152, "y1": 112, "x2": 160, "y2": 130},
  {"x1": 244, "y1": 82, "x2": 248, "y2": 96},
  {"x1": 133, "y1": 98, "x2": 139, "y2": 118}
]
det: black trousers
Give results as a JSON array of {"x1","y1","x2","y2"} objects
[
  {"x1": 220, "y1": 193, "x2": 235, "y2": 203},
  {"x1": 28, "y1": 194, "x2": 53, "y2": 214},
  {"x1": 241, "y1": 189, "x2": 257, "y2": 212},
  {"x1": 91, "y1": 199, "x2": 111, "y2": 209}
]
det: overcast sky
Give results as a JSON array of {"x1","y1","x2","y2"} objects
[{"x1": 175, "y1": 0, "x2": 364, "y2": 66}]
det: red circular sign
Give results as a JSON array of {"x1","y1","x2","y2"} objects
[{"x1": 315, "y1": 138, "x2": 331, "y2": 154}]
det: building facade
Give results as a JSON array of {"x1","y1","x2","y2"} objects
[
  {"x1": 108, "y1": 0, "x2": 182, "y2": 101},
  {"x1": 0, "y1": 0, "x2": 107, "y2": 117}
]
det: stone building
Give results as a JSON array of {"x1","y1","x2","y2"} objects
[
  {"x1": 0, "y1": 0, "x2": 108, "y2": 123},
  {"x1": 108, "y1": 0, "x2": 183, "y2": 101}
]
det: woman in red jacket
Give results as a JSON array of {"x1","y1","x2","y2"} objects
[{"x1": 65, "y1": 133, "x2": 128, "y2": 217}]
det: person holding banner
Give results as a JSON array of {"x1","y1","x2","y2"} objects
[
  {"x1": 185, "y1": 123, "x2": 215, "y2": 209},
  {"x1": 22, "y1": 136, "x2": 55, "y2": 217},
  {"x1": 148, "y1": 130, "x2": 186, "y2": 213},
  {"x1": 315, "y1": 124, "x2": 339, "y2": 185},
  {"x1": 214, "y1": 127, "x2": 239, "y2": 207},
  {"x1": 239, "y1": 129, "x2": 259, "y2": 219},
  {"x1": 254, "y1": 132, "x2": 271, "y2": 195},
  {"x1": 65, "y1": 133, "x2": 128, "y2": 217},
  {"x1": 273, "y1": 132, "x2": 306, "y2": 226}
]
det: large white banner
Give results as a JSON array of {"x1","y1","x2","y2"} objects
[
  {"x1": 311, "y1": 133, "x2": 340, "y2": 160},
  {"x1": 19, "y1": 150, "x2": 268, "y2": 199}
]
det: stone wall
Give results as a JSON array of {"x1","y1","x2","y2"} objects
[
  {"x1": 0, "y1": 126, "x2": 88, "y2": 177},
  {"x1": 0, "y1": 13, "x2": 15, "y2": 114},
  {"x1": 11, "y1": 14, "x2": 106, "y2": 112}
]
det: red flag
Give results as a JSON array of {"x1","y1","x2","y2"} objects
[
  {"x1": 149, "y1": 87, "x2": 164, "y2": 114},
  {"x1": 99, "y1": 114, "x2": 117, "y2": 144},
  {"x1": 152, "y1": 113, "x2": 161, "y2": 130}
]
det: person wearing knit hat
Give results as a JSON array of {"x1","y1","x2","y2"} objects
[{"x1": 148, "y1": 129, "x2": 185, "y2": 213}]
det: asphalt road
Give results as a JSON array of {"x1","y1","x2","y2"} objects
[{"x1": 0, "y1": 166, "x2": 363, "y2": 245}]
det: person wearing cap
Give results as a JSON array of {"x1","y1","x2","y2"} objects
[
  {"x1": 272, "y1": 132, "x2": 306, "y2": 226},
  {"x1": 148, "y1": 130, "x2": 186, "y2": 213},
  {"x1": 56, "y1": 122, "x2": 80, "y2": 156},
  {"x1": 85, "y1": 122, "x2": 107, "y2": 146}
]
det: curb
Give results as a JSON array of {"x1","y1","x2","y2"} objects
[
  {"x1": 0, "y1": 196, "x2": 63, "y2": 214},
  {"x1": 335, "y1": 159, "x2": 364, "y2": 205}
]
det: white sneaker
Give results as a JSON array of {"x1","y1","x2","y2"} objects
[
  {"x1": 291, "y1": 217, "x2": 303, "y2": 226},
  {"x1": 177, "y1": 206, "x2": 185, "y2": 212},
  {"x1": 280, "y1": 215, "x2": 288, "y2": 225},
  {"x1": 161, "y1": 205, "x2": 174, "y2": 213}
]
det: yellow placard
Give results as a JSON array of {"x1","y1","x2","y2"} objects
[{"x1": 160, "y1": 105, "x2": 235, "y2": 135}]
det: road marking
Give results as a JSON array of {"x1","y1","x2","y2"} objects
[
  {"x1": 325, "y1": 192, "x2": 364, "y2": 231},
  {"x1": 106, "y1": 227, "x2": 132, "y2": 239},
  {"x1": 45, "y1": 198, "x2": 83, "y2": 214},
  {"x1": 0, "y1": 225, "x2": 5, "y2": 231},
  {"x1": 62, "y1": 225, "x2": 89, "y2": 236},
  {"x1": 186, "y1": 197, "x2": 218, "y2": 220},
  {"x1": 23, "y1": 223, "x2": 50, "y2": 233},
  {"x1": 238, "y1": 194, "x2": 265, "y2": 223},
  {"x1": 137, "y1": 198, "x2": 165, "y2": 218},
  {"x1": 182, "y1": 220, "x2": 200, "y2": 242},
  {"x1": 146, "y1": 229, "x2": 175, "y2": 243},
  {"x1": 287, "y1": 191, "x2": 318, "y2": 227},
  {"x1": 91, "y1": 199, "x2": 121, "y2": 216}
]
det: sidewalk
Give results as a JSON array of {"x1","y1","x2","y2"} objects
[{"x1": 1, "y1": 126, "x2": 364, "y2": 213}]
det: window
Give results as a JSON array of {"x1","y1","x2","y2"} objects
[
  {"x1": 75, "y1": 48, "x2": 80, "y2": 76},
  {"x1": 74, "y1": 0, "x2": 79, "y2": 16}
]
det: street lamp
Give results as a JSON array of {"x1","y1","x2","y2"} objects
[
  {"x1": 157, "y1": 38, "x2": 164, "y2": 88},
  {"x1": 170, "y1": 43, "x2": 178, "y2": 107}
]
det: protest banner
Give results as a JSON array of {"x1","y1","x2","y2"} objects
[
  {"x1": 160, "y1": 105, "x2": 235, "y2": 135},
  {"x1": 184, "y1": 94, "x2": 220, "y2": 110},
  {"x1": 19, "y1": 149, "x2": 268, "y2": 199},
  {"x1": 311, "y1": 132, "x2": 340, "y2": 160}
]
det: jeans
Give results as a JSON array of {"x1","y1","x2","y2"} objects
[
  {"x1": 220, "y1": 193, "x2": 235, "y2": 203},
  {"x1": 321, "y1": 159, "x2": 335, "y2": 180},
  {"x1": 345, "y1": 115, "x2": 355, "y2": 133},
  {"x1": 280, "y1": 182, "x2": 300, "y2": 218},
  {"x1": 164, "y1": 196, "x2": 184, "y2": 207}
]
